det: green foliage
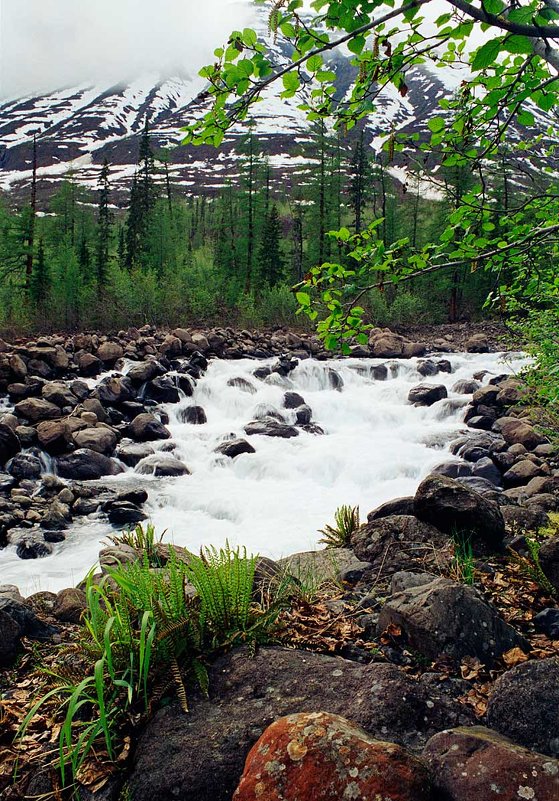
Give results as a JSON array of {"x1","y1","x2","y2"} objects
[
  {"x1": 516, "y1": 307, "x2": 559, "y2": 418},
  {"x1": 318, "y1": 504, "x2": 360, "y2": 548},
  {"x1": 18, "y1": 537, "x2": 287, "y2": 789},
  {"x1": 510, "y1": 537, "x2": 558, "y2": 598},
  {"x1": 451, "y1": 531, "x2": 475, "y2": 586},
  {"x1": 108, "y1": 523, "x2": 165, "y2": 567}
]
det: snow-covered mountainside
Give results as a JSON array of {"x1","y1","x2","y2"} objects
[{"x1": 0, "y1": 8, "x2": 555, "y2": 205}]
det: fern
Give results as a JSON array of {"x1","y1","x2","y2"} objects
[{"x1": 318, "y1": 505, "x2": 360, "y2": 548}]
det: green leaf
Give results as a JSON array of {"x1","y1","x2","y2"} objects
[
  {"x1": 471, "y1": 39, "x2": 502, "y2": 70},
  {"x1": 428, "y1": 117, "x2": 445, "y2": 133},
  {"x1": 242, "y1": 28, "x2": 258, "y2": 47},
  {"x1": 306, "y1": 54, "x2": 323, "y2": 72},
  {"x1": 503, "y1": 34, "x2": 533, "y2": 54},
  {"x1": 296, "y1": 291, "x2": 310, "y2": 306},
  {"x1": 482, "y1": 0, "x2": 505, "y2": 14},
  {"x1": 282, "y1": 72, "x2": 300, "y2": 93},
  {"x1": 347, "y1": 35, "x2": 366, "y2": 55}
]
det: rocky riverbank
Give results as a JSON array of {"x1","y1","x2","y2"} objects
[{"x1": 1, "y1": 323, "x2": 558, "y2": 801}]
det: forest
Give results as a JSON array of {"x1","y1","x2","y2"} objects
[{"x1": 0, "y1": 119, "x2": 495, "y2": 334}]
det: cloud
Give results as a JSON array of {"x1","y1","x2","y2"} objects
[{"x1": 0, "y1": 0, "x2": 254, "y2": 98}]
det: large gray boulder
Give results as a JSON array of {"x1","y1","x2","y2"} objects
[
  {"x1": 0, "y1": 423, "x2": 20, "y2": 466},
  {"x1": 414, "y1": 474, "x2": 505, "y2": 552},
  {"x1": 351, "y1": 515, "x2": 450, "y2": 577},
  {"x1": 56, "y1": 449, "x2": 123, "y2": 480},
  {"x1": 377, "y1": 577, "x2": 528, "y2": 666},
  {"x1": 486, "y1": 657, "x2": 559, "y2": 756}
]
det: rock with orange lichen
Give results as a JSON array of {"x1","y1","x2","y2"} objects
[{"x1": 233, "y1": 711, "x2": 432, "y2": 801}]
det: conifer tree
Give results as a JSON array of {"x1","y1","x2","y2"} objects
[
  {"x1": 96, "y1": 158, "x2": 112, "y2": 289},
  {"x1": 125, "y1": 118, "x2": 159, "y2": 267},
  {"x1": 30, "y1": 238, "x2": 49, "y2": 307},
  {"x1": 259, "y1": 204, "x2": 283, "y2": 286},
  {"x1": 348, "y1": 131, "x2": 371, "y2": 234}
]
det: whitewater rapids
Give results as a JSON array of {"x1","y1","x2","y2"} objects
[{"x1": 0, "y1": 351, "x2": 529, "y2": 594}]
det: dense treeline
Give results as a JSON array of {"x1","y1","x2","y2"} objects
[{"x1": 0, "y1": 122, "x2": 494, "y2": 333}]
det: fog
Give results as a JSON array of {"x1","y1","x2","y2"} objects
[{"x1": 0, "y1": 0, "x2": 254, "y2": 98}]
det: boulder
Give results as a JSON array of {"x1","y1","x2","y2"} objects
[
  {"x1": 7, "y1": 453, "x2": 42, "y2": 480},
  {"x1": 408, "y1": 384, "x2": 448, "y2": 406},
  {"x1": 56, "y1": 449, "x2": 123, "y2": 480},
  {"x1": 0, "y1": 596, "x2": 57, "y2": 665},
  {"x1": 116, "y1": 441, "x2": 155, "y2": 467},
  {"x1": 77, "y1": 352, "x2": 102, "y2": 376},
  {"x1": 417, "y1": 359, "x2": 439, "y2": 377},
  {"x1": 503, "y1": 459, "x2": 542, "y2": 487},
  {"x1": 486, "y1": 657, "x2": 559, "y2": 756},
  {"x1": 227, "y1": 377, "x2": 257, "y2": 394},
  {"x1": 414, "y1": 474, "x2": 505, "y2": 552},
  {"x1": 15, "y1": 398, "x2": 61, "y2": 423},
  {"x1": 127, "y1": 360, "x2": 165, "y2": 384},
  {"x1": 377, "y1": 577, "x2": 528, "y2": 665},
  {"x1": 36, "y1": 420, "x2": 71, "y2": 454},
  {"x1": 53, "y1": 588, "x2": 87, "y2": 623},
  {"x1": 179, "y1": 406, "x2": 207, "y2": 425},
  {"x1": 466, "y1": 333, "x2": 490, "y2": 352},
  {"x1": 97, "y1": 341, "x2": 124, "y2": 363},
  {"x1": 539, "y1": 535, "x2": 559, "y2": 591},
  {"x1": 96, "y1": 376, "x2": 134, "y2": 405},
  {"x1": 283, "y1": 391, "x2": 305, "y2": 409},
  {"x1": 452, "y1": 379, "x2": 481, "y2": 394},
  {"x1": 245, "y1": 420, "x2": 299, "y2": 438},
  {"x1": 496, "y1": 418, "x2": 546, "y2": 450},
  {"x1": 0, "y1": 423, "x2": 21, "y2": 466},
  {"x1": 42, "y1": 382, "x2": 77, "y2": 409},
  {"x1": 351, "y1": 515, "x2": 450, "y2": 576},
  {"x1": 129, "y1": 646, "x2": 471, "y2": 801},
  {"x1": 143, "y1": 376, "x2": 180, "y2": 404},
  {"x1": 107, "y1": 502, "x2": 147, "y2": 526},
  {"x1": 73, "y1": 426, "x2": 118, "y2": 455},
  {"x1": 534, "y1": 608, "x2": 559, "y2": 639},
  {"x1": 130, "y1": 413, "x2": 171, "y2": 441},
  {"x1": 366, "y1": 496, "x2": 415, "y2": 522},
  {"x1": 233, "y1": 712, "x2": 432, "y2": 801},
  {"x1": 370, "y1": 332, "x2": 406, "y2": 358},
  {"x1": 135, "y1": 454, "x2": 190, "y2": 477},
  {"x1": 159, "y1": 335, "x2": 182, "y2": 357},
  {"x1": 424, "y1": 726, "x2": 559, "y2": 801},
  {"x1": 215, "y1": 439, "x2": 256, "y2": 459}
]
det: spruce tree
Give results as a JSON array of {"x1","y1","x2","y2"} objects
[
  {"x1": 125, "y1": 118, "x2": 159, "y2": 267},
  {"x1": 348, "y1": 131, "x2": 371, "y2": 234},
  {"x1": 30, "y1": 238, "x2": 49, "y2": 307},
  {"x1": 96, "y1": 158, "x2": 112, "y2": 290},
  {"x1": 259, "y1": 204, "x2": 283, "y2": 286}
]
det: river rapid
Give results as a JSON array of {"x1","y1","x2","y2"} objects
[{"x1": 0, "y1": 351, "x2": 529, "y2": 595}]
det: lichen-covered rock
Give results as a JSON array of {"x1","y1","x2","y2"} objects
[
  {"x1": 129, "y1": 646, "x2": 470, "y2": 801},
  {"x1": 377, "y1": 577, "x2": 528, "y2": 666},
  {"x1": 486, "y1": 658, "x2": 559, "y2": 756},
  {"x1": 423, "y1": 726, "x2": 559, "y2": 801},
  {"x1": 351, "y1": 514, "x2": 451, "y2": 576},
  {"x1": 233, "y1": 712, "x2": 432, "y2": 801}
]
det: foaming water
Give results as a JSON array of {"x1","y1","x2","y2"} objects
[{"x1": 1, "y1": 351, "x2": 529, "y2": 594}]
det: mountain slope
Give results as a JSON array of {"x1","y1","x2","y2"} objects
[{"x1": 0, "y1": 9, "x2": 555, "y2": 206}]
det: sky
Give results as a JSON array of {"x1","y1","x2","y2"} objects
[{"x1": 0, "y1": 0, "x2": 255, "y2": 98}]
